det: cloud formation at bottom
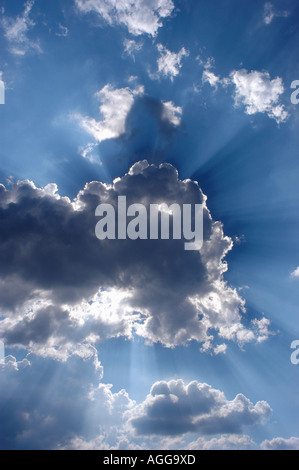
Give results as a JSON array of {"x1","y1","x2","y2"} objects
[
  {"x1": 126, "y1": 379, "x2": 271, "y2": 437},
  {"x1": 0, "y1": 161, "x2": 284, "y2": 450},
  {"x1": 0, "y1": 355, "x2": 273, "y2": 450}
]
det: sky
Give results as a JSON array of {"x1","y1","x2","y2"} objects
[{"x1": 0, "y1": 0, "x2": 299, "y2": 451}]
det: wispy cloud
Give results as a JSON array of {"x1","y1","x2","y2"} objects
[
  {"x1": 1, "y1": 0, "x2": 41, "y2": 55},
  {"x1": 123, "y1": 38, "x2": 143, "y2": 60},
  {"x1": 79, "y1": 142, "x2": 101, "y2": 164},
  {"x1": 75, "y1": 0, "x2": 175, "y2": 36},
  {"x1": 263, "y1": 2, "x2": 290, "y2": 25},
  {"x1": 55, "y1": 23, "x2": 69, "y2": 37},
  {"x1": 290, "y1": 267, "x2": 299, "y2": 279},
  {"x1": 202, "y1": 69, "x2": 222, "y2": 88},
  {"x1": 153, "y1": 44, "x2": 189, "y2": 81}
]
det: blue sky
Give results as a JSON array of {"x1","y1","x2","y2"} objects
[{"x1": 0, "y1": 0, "x2": 299, "y2": 450}]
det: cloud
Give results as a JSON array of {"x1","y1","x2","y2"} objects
[
  {"x1": 0, "y1": 288, "x2": 137, "y2": 361},
  {"x1": 55, "y1": 24, "x2": 69, "y2": 37},
  {"x1": 290, "y1": 267, "x2": 299, "y2": 279},
  {"x1": 202, "y1": 70, "x2": 222, "y2": 88},
  {"x1": 188, "y1": 434, "x2": 255, "y2": 450},
  {"x1": 126, "y1": 379, "x2": 272, "y2": 437},
  {"x1": 76, "y1": 84, "x2": 144, "y2": 144},
  {"x1": 75, "y1": 87, "x2": 184, "y2": 159},
  {"x1": 0, "y1": 353, "x2": 134, "y2": 449},
  {"x1": 230, "y1": 69, "x2": 288, "y2": 124},
  {"x1": 0, "y1": 162, "x2": 271, "y2": 358},
  {"x1": 161, "y1": 101, "x2": 182, "y2": 126},
  {"x1": 202, "y1": 67, "x2": 288, "y2": 124},
  {"x1": 79, "y1": 142, "x2": 101, "y2": 164},
  {"x1": 155, "y1": 44, "x2": 189, "y2": 81},
  {"x1": 261, "y1": 436, "x2": 299, "y2": 450},
  {"x1": 61, "y1": 434, "x2": 144, "y2": 450},
  {"x1": 201, "y1": 57, "x2": 229, "y2": 89},
  {"x1": 123, "y1": 38, "x2": 143, "y2": 59},
  {"x1": 0, "y1": 355, "x2": 270, "y2": 450},
  {"x1": 1, "y1": 0, "x2": 41, "y2": 55},
  {"x1": 263, "y1": 2, "x2": 289, "y2": 25},
  {"x1": 251, "y1": 318, "x2": 273, "y2": 343},
  {"x1": 75, "y1": 0, "x2": 175, "y2": 36}
]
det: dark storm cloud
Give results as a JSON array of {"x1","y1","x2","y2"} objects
[
  {"x1": 0, "y1": 161, "x2": 270, "y2": 353},
  {"x1": 0, "y1": 162, "x2": 209, "y2": 304}
]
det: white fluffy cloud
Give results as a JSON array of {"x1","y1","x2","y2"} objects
[
  {"x1": 261, "y1": 436, "x2": 299, "y2": 450},
  {"x1": 230, "y1": 69, "x2": 288, "y2": 124},
  {"x1": 155, "y1": 44, "x2": 189, "y2": 81},
  {"x1": 77, "y1": 84, "x2": 144, "y2": 143},
  {"x1": 202, "y1": 67, "x2": 288, "y2": 124},
  {"x1": 75, "y1": 0, "x2": 175, "y2": 36},
  {"x1": 126, "y1": 379, "x2": 272, "y2": 437},
  {"x1": 161, "y1": 101, "x2": 182, "y2": 126},
  {"x1": 1, "y1": 0, "x2": 41, "y2": 55},
  {"x1": 76, "y1": 85, "x2": 184, "y2": 147}
]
